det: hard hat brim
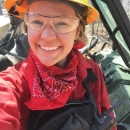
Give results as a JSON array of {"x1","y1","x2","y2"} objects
[
  {"x1": 86, "y1": 5, "x2": 99, "y2": 24},
  {"x1": 69, "y1": 0, "x2": 99, "y2": 23},
  {"x1": 4, "y1": 0, "x2": 99, "y2": 23}
]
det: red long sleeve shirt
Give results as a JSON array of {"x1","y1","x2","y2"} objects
[{"x1": 0, "y1": 57, "x2": 117, "y2": 130}]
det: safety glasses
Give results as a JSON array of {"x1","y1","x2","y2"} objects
[{"x1": 24, "y1": 12, "x2": 80, "y2": 33}]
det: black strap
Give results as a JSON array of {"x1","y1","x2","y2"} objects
[
  {"x1": 82, "y1": 69, "x2": 99, "y2": 117},
  {"x1": 83, "y1": 69, "x2": 98, "y2": 106},
  {"x1": 87, "y1": 69, "x2": 98, "y2": 83}
]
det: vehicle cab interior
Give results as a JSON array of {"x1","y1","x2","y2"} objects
[{"x1": 0, "y1": 0, "x2": 130, "y2": 129}]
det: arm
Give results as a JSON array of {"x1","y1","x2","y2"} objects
[{"x1": 0, "y1": 70, "x2": 21, "y2": 130}]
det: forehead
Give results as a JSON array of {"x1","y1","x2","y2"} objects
[{"x1": 28, "y1": 1, "x2": 76, "y2": 17}]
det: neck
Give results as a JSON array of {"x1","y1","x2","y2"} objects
[{"x1": 55, "y1": 56, "x2": 69, "y2": 69}]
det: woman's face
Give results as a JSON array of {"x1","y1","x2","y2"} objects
[{"x1": 27, "y1": 1, "x2": 79, "y2": 68}]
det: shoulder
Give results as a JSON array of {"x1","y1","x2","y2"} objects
[
  {"x1": 86, "y1": 58, "x2": 100, "y2": 69},
  {"x1": 85, "y1": 57, "x2": 103, "y2": 76},
  {"x1": 76, "y1": 51, "x2": 103, "y2": 81},
  {"x1": 84, "y1": 58, "x2": 106, "y2": 95},
  {"x1": 0, "y1": 58, "x2": 29, "y2": 95},
  {"x1": 0, "y1": 58, "x2": 28, "y2": 77}
]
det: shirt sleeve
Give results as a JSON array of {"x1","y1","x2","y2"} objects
[{"x1": 0, "y1": 70, "x2": 21, "y2": 130}]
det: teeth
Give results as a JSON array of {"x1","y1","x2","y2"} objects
[{"x1": 40, "y1": 46, "x2": 59, "y2": 51}]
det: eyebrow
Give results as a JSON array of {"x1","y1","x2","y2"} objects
[{"x1": 37, "y1": 14, "x2": 61, "y2": 18}]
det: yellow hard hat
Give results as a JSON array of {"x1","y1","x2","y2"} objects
[
  {"x1": 70, "y1": 0, "x2": 99, "y2": 23},
  {"x1": 4, "y1": 0, "x2": 99, "y2": 23}
]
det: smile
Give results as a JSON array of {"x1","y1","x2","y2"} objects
[{"x1": 40, "y1": 46, "x2": 59, "y2": 51}]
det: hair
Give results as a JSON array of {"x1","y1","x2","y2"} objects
[{"x1": 75, "y1": 14, "x2": 88, "y2": 44}]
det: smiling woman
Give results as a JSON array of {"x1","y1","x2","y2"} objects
[
  {"x1": 26, "y1": 1, "x2": 80, "y2": 68},
  {"x1": 0, "y1": 0, "x2": 117, "y2": 130}
]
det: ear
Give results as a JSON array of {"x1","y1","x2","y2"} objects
[{"x1": 74, "y1": 26, "x2": 80, "y2": 40}]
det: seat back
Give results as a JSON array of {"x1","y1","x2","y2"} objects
[
  {"x1": 6, "y1": 33, "x2": 30, "y2": 64},
  {"x1": 0, "y1": 33, "x2": 30, "y2": 71},
  {"x1": 117, "y1": 123, "x2": 130, "y2": 130},
  {"x1": 0, "y1": 54, "x2": 13, "y2": 71}
]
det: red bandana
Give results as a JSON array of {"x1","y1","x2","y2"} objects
[{"x1": 25, "y1": 49, "x2": 79, "y2": 110}]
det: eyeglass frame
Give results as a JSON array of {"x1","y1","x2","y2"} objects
[{"x1": 24, "y1": 12, "x2": 80, "y2": 34}]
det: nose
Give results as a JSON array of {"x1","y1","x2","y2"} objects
[{"x1": 40, "y1": 24, "x2": 56, "y2": 42}]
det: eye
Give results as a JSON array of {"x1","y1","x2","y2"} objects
[
  {"x1": 31, "y1": 20, "x2": 43, "y2": 26},
  {"x1": 56, "y1": 22, "x2": 68, "y2": 26}
]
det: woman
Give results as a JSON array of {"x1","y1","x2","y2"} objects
[{"x1": 0, "y1": 0, "x2": 117, "y2": 130}]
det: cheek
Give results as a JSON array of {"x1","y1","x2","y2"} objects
[
  {"x1": 58, "y1": 30, "x2": 77, "y2": 46},
  {"x1": 27, "y1": 29, "x2": 40, "y2": 46}
]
